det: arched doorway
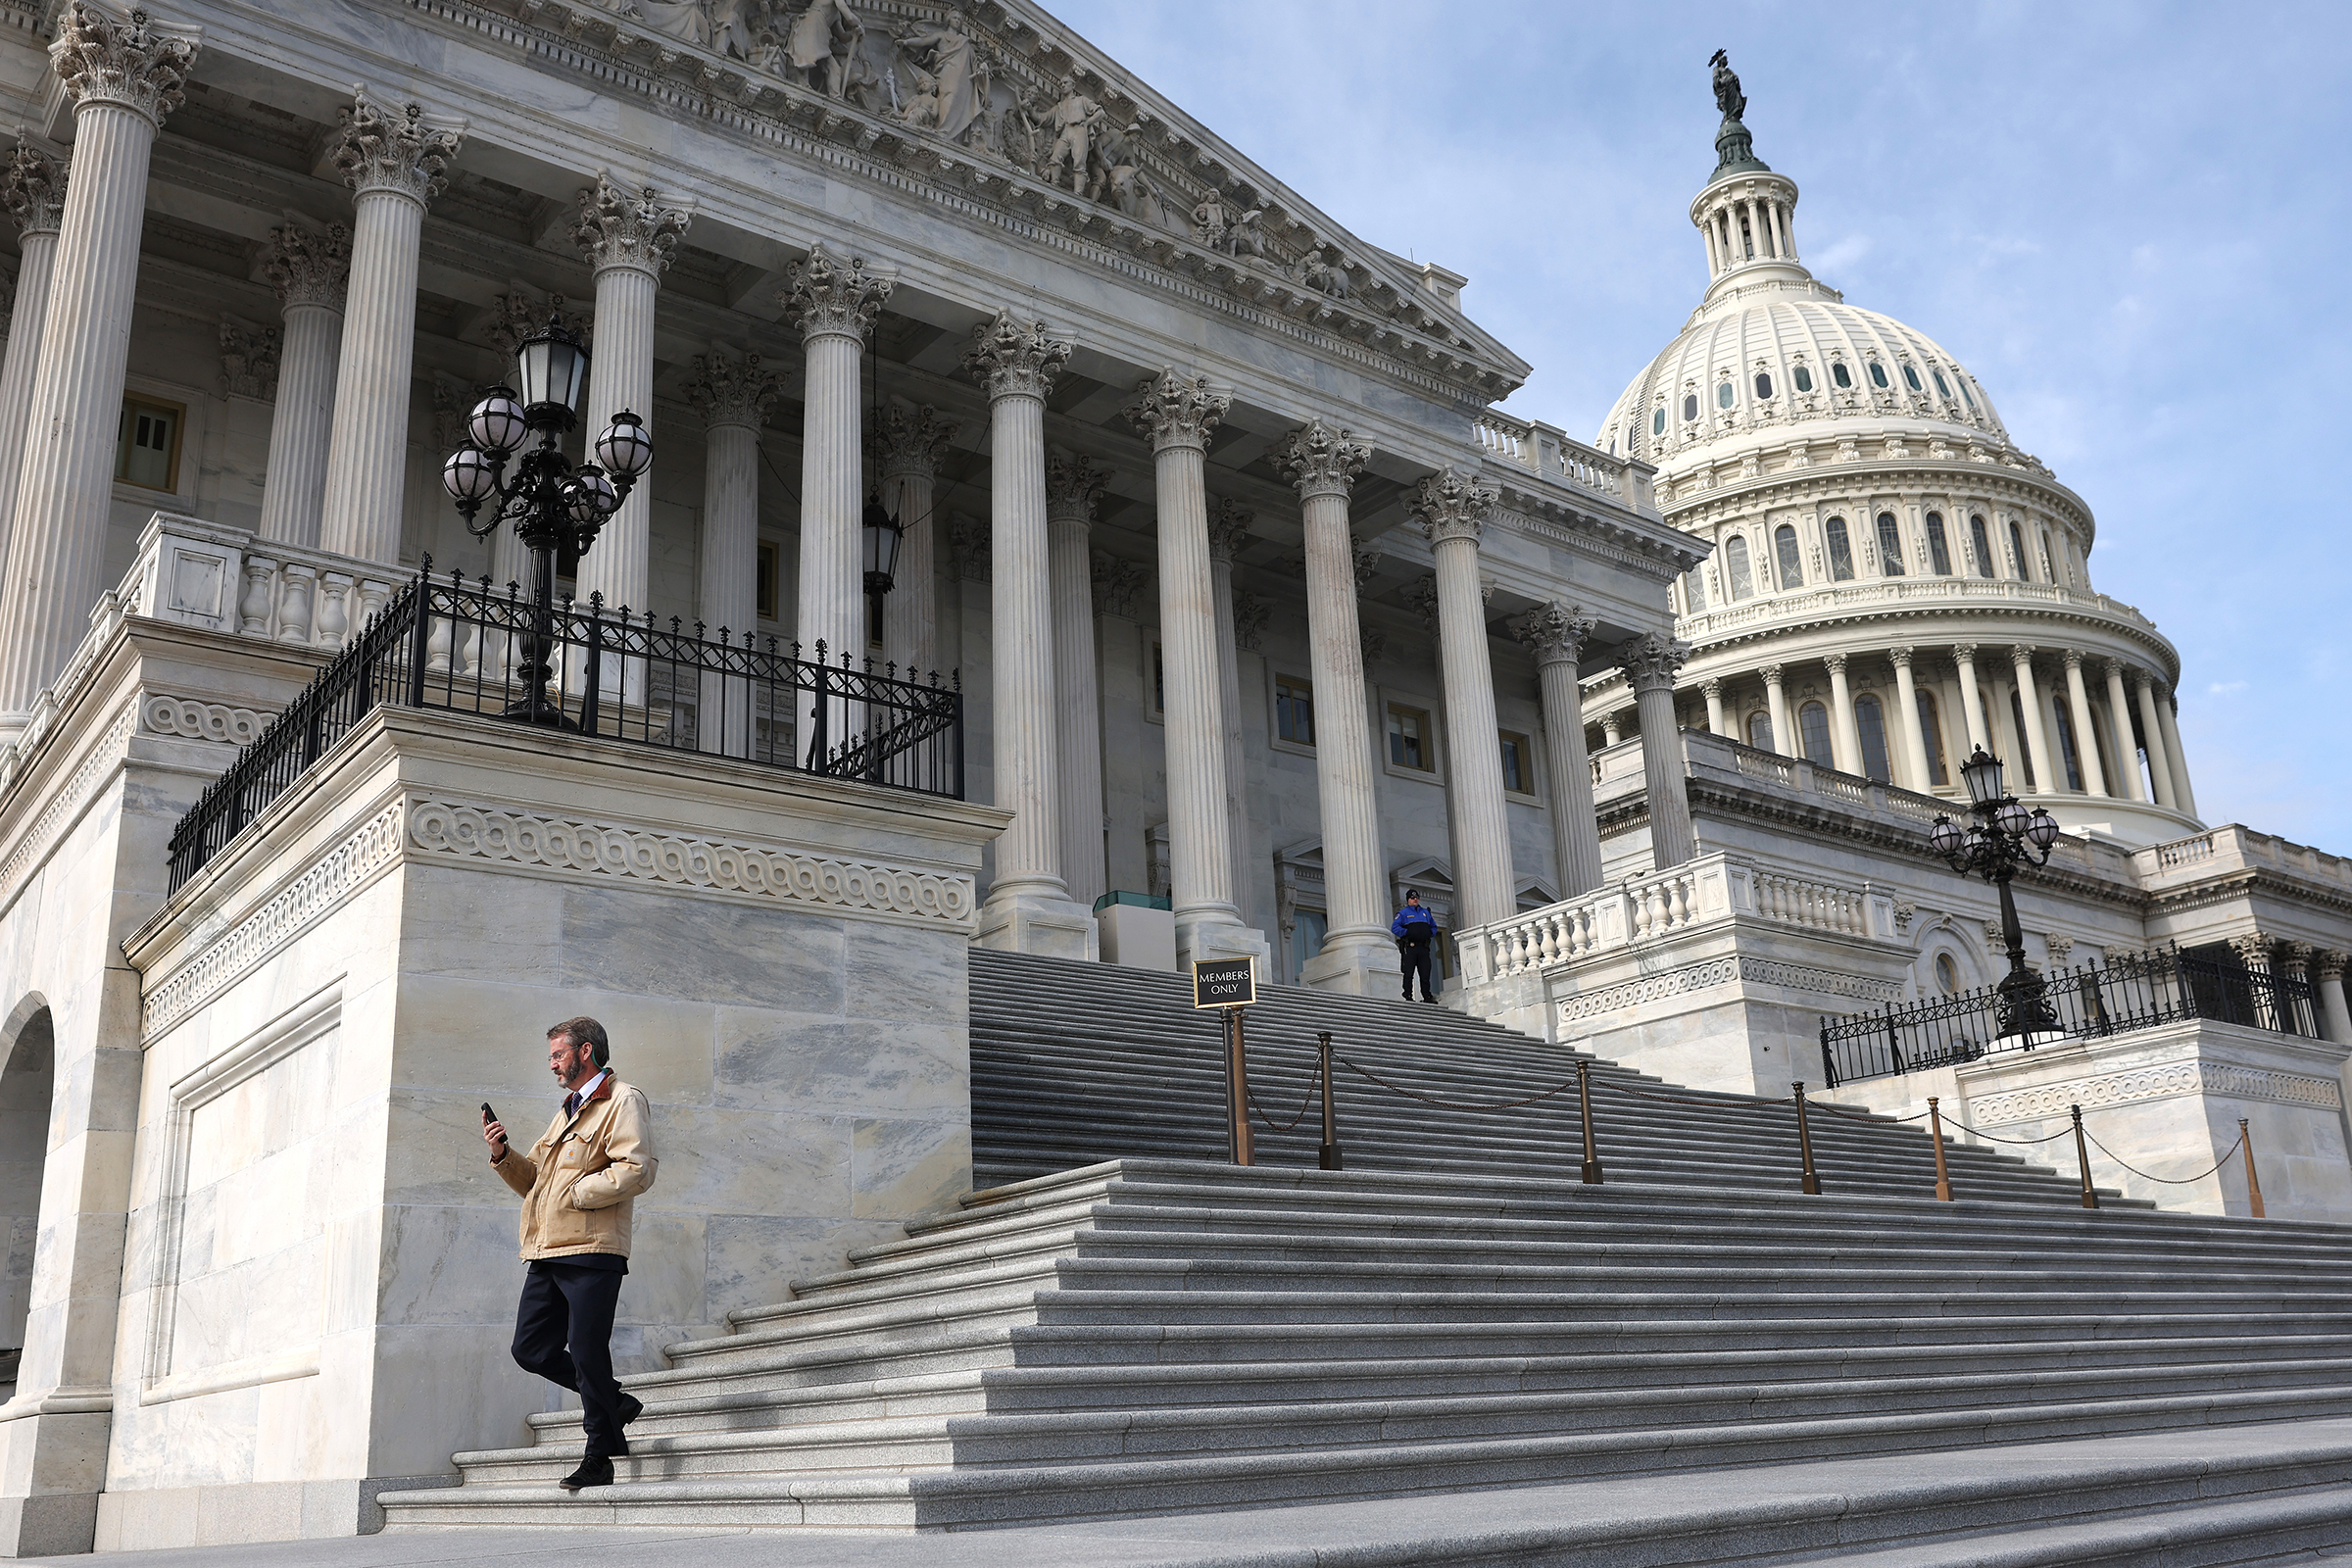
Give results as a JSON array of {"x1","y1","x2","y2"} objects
[{"x1": 0, "y1": 1008, "x2": 53, "y2": 1403}]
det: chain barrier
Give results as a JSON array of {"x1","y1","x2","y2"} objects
[
  {"x1": 1334, "y1": 1052, "x2": 1584, "y2": 1112},
  {"x1": 1940, "y1": 1117, "x2": 2073, "y2": 1147},
  {"x1": 2082, "y1": 1123, "x2": 2244, "y2": 1186},
  {"x1": 1245, "y1": 1055, "x2": 1325, "y2": 1134}
]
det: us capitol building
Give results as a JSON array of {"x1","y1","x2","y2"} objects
[{"x1": 0, "y1": 0, "x2": 2342, "y2": 1554}]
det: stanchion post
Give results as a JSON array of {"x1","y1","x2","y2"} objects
[
  {"x1": 1576, "y1": 1060, "x2": 1603, "y2": 1185},
  {"x1": 1227, "y1": 1009, "x2": 1254, "y2": 1167},
  {"x1": 1792, "y1": 1081, "x2": 1823, "y2": 1195},
  {"x1": 1317, "y1": 1032, "x2": 1342, "y2": 1171},
  {"x1": 2071, "y1": 1102, "x2": 2097, "y2": 1209},
  {"x1": 1927, "y1": 1096, "x2": 1954, "y2": 1201},
  {"x1": 2240, "y1": 1116, "x2": 2266, "y2": 1219}
]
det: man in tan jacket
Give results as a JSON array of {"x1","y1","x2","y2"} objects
[{"x1": 482, "y1": 1016, "x2": 658, "y2": 1491}]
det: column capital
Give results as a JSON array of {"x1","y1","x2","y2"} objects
[
  {"x1": 1824, "y1": 651, "x2": 1849, "y2": 674},
  {"x1": 1952, "y1": 642, "x2": 1978, "y2": 663},
  {"x1": 1359, "y1": 625, "x2": 1389, "y2": 668},
  {"x1": 1759, "y1": 662, "x2": 1786, "y2": 685},
  {"x1": 2228, "y1": 932, "x2": 2276, "y2": 970},
  {"x1": 2103, "y1": 657, "x2": 2129, "y2": 682},
  {"x1": 1699, "y1": 677, "x2": 1724, "y2": 699},
  {"x1": 1888, "y1": 645, "x2": 1916, "y2": 668},
  {"x1": 260, "y1": 221, "x2": 352, "y2": 311},
  {"x1": 1352, "y1": 548, "x2": 1383, "y2": 589},
  {"x1": 1046, "y1": 452, "x2": 1110, "y2": 526},
  {"x1": 1122, "y1": 368, "x2": 1227, "y2": 452},
  {"x1": 51, "y1": 2, "x2": 199, "y2": 129},
  {"x1": 2283, "y1": 941, "x2": 2316, "y2": 970},
  {"x1": 1619, "y1": 632, "x2": 1690, "y2": 696},
  {"x1": 1234, "y1": 587, "x2": 1269, "y2": 652},
  {"x1": 2317, "y1": 950, "x2": 2348, "y2": 983},
  {"x1": 1402, "y1": 574, "x2": 1441, "y2": 632},
  {"x1": 1206, "y1": 498, "x2": 1253, "y2": 563},
  {"x1": 783, "y1": 241, "x2": 894, "y2": 345},
  {"x1": 1, "y1": 144, "x2": 65, "y2": 238},
  {"x1": 1091, "y1": 549, "x2": 1149, "y2": 617},
  {"x1": 571, "y1": 174, "x2": 691, "y2": 278},
  {"x1": 960, "y1": 308, "x2": 1068, "y2": 400},
  {"x1": 1411, "y1": 466, "x2": 1495, "y2": 546},
  {"x1": 683, "y1": 350, "x2": 781, "y2": 430},
  {"x1": 219, "y1": 317, "x2": 277, "y2": 399},
  {"x1": 1276, "y1": 418, "x2": 1369, "y2": 501},
  {"x1": 332, "y1": 92, "x2": 464, "y2": 206},
  {"x1": 1513, "y1": 601, "x2": 1594, "y2": 669},
  {"x1": 2008, "y1": 643, "x2": 2038, "y2": 666},
  {"x1": 870, "y1": 402, "x2": 958, "y2": 479}
]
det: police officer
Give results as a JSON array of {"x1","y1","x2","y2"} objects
[{"x1": 1391, "y1": 889, "x2": 1441, "y2": 1003}]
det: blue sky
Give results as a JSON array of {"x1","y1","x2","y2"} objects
[{"x1": 1049, "y1": 1, "x2": 2352, "y2": 853}]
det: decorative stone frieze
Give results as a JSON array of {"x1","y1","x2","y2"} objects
[
  {"x1": 331, "y1": 94, "x2": 463, "y2": 205},
  {"x1": 782, "y1": 241, "x2": 892, "y2": 344},
  {"x1": 959, "y1": 310, "x2": 1067, "y2": 401},
  {"x1": 52, "y1": 2, "x2": 199, "y2": 126},
  {"x1": 1411, "y1": 466, "x2": 1496, "y2": 545},
  {"x1": 1516, "y1": 602, "x2": 1594, "y2": 668},
  {"x1": 682, "y1": 350, "x2": 781, "y2": 430},
  {"x1": 1972, "y1": 1062, "x2": 2343, "y2": 1127},
  {"x1": 1122, "y1": 369, "x2": 1227, "y2": 453},
  {"x1": 259, "y1": 221, "x2": 351, "y2": 309},
  {"x1": 138, "y1": 695, "x2": 273, "y2": 745},
  {"x1": 571, "y1": 174, "x2": 691, "y2": 277},
  {"x1": 870, "y1": 403, "x2": 958, "y2": 479},
  {"x1": 1276, "y1": 419, "x2": 1369, "y2": 501},
  {"x1": 1, "y1": 144, "x2": 66, "y2": 237},
  {"x1": 1045, "y1": 453, "x2": 1108, "y2": 524}
]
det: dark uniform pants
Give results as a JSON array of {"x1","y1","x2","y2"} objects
[
  {"x1": 1401, "y1": 944, "x2": 1438, "y2": 1001},
  {"x1": 512, "y1": 1260, "x2": 629, "y2": 1457}
]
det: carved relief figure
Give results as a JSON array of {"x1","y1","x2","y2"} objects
[
  {"x1": 1228, "y1": 206, "x2": 1267, "y2": 262},
  {"x1": 628, "y1": 0, "x2": 714, "y2": 47},
  {"x1": 895, "y1": 10, "x2": 981, "y2": 143},
  {"x1": 1041, "y1": 76, "x2": 1103, "y2": 192},
  {"x1": 785, "y1": 0, "x2": 863, "y2": 98},
  {"x1": 1191, "y1": 192, "x2": 1230, "y2": 252}
]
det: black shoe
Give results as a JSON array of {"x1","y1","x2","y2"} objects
[
  {"x1": 617, "y1": 1393, "x2": 644, "y2": 1429},
  {"x1": 560, "y1": 1455, "x2": 614, "y2": 1492}
]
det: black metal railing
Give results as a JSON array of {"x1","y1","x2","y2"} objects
[
  {"x1": 166, "y1": 570, "x2": 964, "y2": 891},
  {"x1": 1820, "y1": 945, "x2": 2317, "y2": 1087}
]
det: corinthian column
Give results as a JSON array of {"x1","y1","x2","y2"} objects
[
  {"x1": 2103, "y1": 659, "x2": 2145, "y2": 802},
  {"x1": 1889, "y1": 646, "x2": 1934, "y2": 790},
  {"x1": 2315, "y1": 951, "x2": 2352, "y2": 1046},
  {"x1": 967, "y1": 312, "x2": 1092, "y2": 957},
  {"x1": 1126, "y1": 369, "x2": 1266, "y2": 967},
  {"x1": 1825, "y1": 651, "x2": 1862, "y2": 774},
  {"x1": 317, "y1": 93, "x2": 464, "y2": 566},
  {"x1": 2132, "y1": 669, "x2": 2179, "y2": 810},
  {"x1": 1760, "y1": 662, "x2": 1789, "y2": 755},
  {"x1": 254, "y1": 221, "x2": 350, "y2": 547},
  {"x1": 683, "y1": 351, "x2": 778, "y2": 754},
  {"x1": 869, "y1": 402, "x2": 956, "y2": 678},
  {"x1": 1276, "y1": 421, "x2": 1395, "y2": 993},
  {"x1": 1623, "y1": 633, "x2": 1696, "y2": 868},
  {"x1": 1953, "y1": 643, "x2": 1989, "y2": 752},
  {"x1": 2060, "y1": 649, "x2": 2108, "y2": 797},
  {"x1": 0, "y1": 6, "x2": 199, "y2": 724},
  {"x1": 1045, "y1": 451, "x2": 1108, "y2": 910},
  {"x1": 781, "y1": 242, "x2": 891, "y2": 667},
  {"x1": 572, "y1": 176, "x2": 689, "y2": 616},
  {"x1": 0, "y1": 144, "x2": 65, "y2": 584},
  {"x1": 2156, "y1": 682, "x2": 2198, "y2": 818},
  {"x1": 1518, "y1": 603, "x2": 1603, "y2": 897},
  {"x1": 1206, "y1": 497, "x2": 1255, "y2": 905},
  {"x1": 1414, "y1": 466, "x2": 1514, "y2": 931},
  {"x1": 2009, "y1": 645, "x2": 2057, "y2": 792}
]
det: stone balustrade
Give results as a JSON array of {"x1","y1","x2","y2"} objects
[
  {"x1": 1471, "y1": 407, "x2": 1648, "y2": 511},
  {"x1": 1675, "y1": 574, "x2": 2160, "y2": 645},
  {"x1": 2135, "y1": 824, "x2": 2352, "y2": 896}
]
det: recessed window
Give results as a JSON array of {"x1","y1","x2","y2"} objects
[
  {"x1": 1902, "y1": 364, "x2": 1924, "y2": 392},
  {"x1": 1275, "y1": 675, "x2": 1315, "y2": 747},
  {"x1": 1969, "y1": 514, "x2": 1995, "y2": 578},
  {"x1": 1798, "y1": 700, "x2": 1835, "y2": 767},
  {"x1": 1856, "y1": 694, "x2": 1891, "y2": 782},
  {"x1": 1652, "y1": 407, "x2": 1667, "y2": 436},
  {"x1": 2008, "y1": 690, "x2": 2038, "y2": 790},
  {"x1": 757, "y1": 540, "x2": 779, "y2": 621},
  {"x1": 1958, "y1": 377, "x2": 1977, "y2": 410},
  {"x1": 1773, "y1": 524, "x2": 1802, "y2": 589},
  {"x1": 1498, "y1": 730, "x2": 1532, "y2": 795},
  {"x1": 1875, "y1": 513, "x2": 1905, "y2": 577},
  {"x1": 1917, "y1": 689, "x2": 1949, "y2": 785},
  {"x1": 1868, "y1": 361, "x2": 1889, "y2": 389},
  {"x1": 1753, "y1": 371, "x2": 1774, "y2": 399},
  {"x1": 1683, "y1": 393, "x2": 1699, "y2": 421},
  {"x1": 1716, "y1": 382, "x2": 1735, "y2": 410},
  {"x1": 1935, "y1": 953, "x2": 1961, "y2": 994},
  {"x1": 1387, "y1": 703, "x2": 1433, "y2": 772},
  {"x1": 1725, "y1": 535, "x2": 1754, "y2": 601},
  {"x1": 1832, "y1": 362, "x2": 1853, "y2": 389},
  {"x1": 117, "y1": 395, "x2": 185, "y2": 493},
  {"x1": 1747, "y1": 710, "x2": 1776, "y2": 752},
  {"x1": 1825, "y1": 516, "x2": 1855, "y2": 581},
  {"x1": 2008, "y1": 519, "x2": 2032, "y2": 581},
  {"x1": 1925, "y1": 513, "x2": 1952, "y2": 576},
  {"x1": 2052, "y1": 695, "x2": 2083, "y2": 791},
  {"x1": 1682, "y1": 564, "x2": 1706, "y2": 612},
  {"x1": 1793, "y1": 365, "x2": 1814, "y2": 393},
  {"x1": 1932, "y1": 368, "x2": 1952, "y2": 398}
]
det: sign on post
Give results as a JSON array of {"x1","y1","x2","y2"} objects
[{"x1": 1192, "y1": 956, "x2": 1256, "y2": 1009}]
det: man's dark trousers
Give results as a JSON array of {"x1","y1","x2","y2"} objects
[
  {"x1": 1402, "y1": 945, "x2": 1437, "y2": 1002},
  {"x1": 513, "y1": 1259, "x2": 629, "y2": 1457}
]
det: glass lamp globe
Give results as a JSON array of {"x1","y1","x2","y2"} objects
[
  {"x1": 1929, "y1": 815, "x2": 1965, "y2": 858},
  {"x1": 862, "y1": 493, "x2": 904, "y2": 583},
  {"x1": 2025, "y1": 808, "x2": 2062, "y2": 850},
  {"x1": 441, "y1": 444, "x2": 499, "y2": 504},
  {"x1": 593, "y1": 411, "x2": 653, "y2": 480},
  {"x1": 1960, "y1": 747, "x2": 2006, "y2": 808},
  {"x1": 515, "y1": 312, "x2": 589, "y2": 416},
  {"x1": 565, "y1": 466, "x2": 618, "y2": 526},
  {"x1": 466, "y1": 386, "x2": 527, "y2": 456},
  {"x1": 1995, "y1": 797, "x2": 2033, "y2": 838},
  {"x1": 1963, "y1": 825, "x2": 1991, "y2": 858}
]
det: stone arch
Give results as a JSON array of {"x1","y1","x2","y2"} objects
[
  {"x1": 1910, "y1": 915, "x2": 1991, "y2": 1003},
  {"x1": 0, "y1": 999, "x2": 55, "y2": 1401}
]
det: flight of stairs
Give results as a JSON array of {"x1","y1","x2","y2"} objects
[{"x1": 375, "y1": 953, "x2": 2352, "y2": 1563}]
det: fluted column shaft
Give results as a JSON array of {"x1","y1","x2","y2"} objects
[
  {"x1": 573, "y1": 179, "x2": 687, "y2": 615},
  {"x1": 1281, "y1": 422, "x2": 1394, "y2": 990},
  {"x1": 1701, "y1": 679, "x2": 1728, "y2": 738},
  {"x1": 1625, "y1": 636, "x2": 1695, "y2": 869},
  {"x1": 985, "y1": 389, "x2": 1060, "y2": 896},
  {"x1": 2061, "y1": 651, "x2": 2108, "y2": 797},
  {"x1": 1520, "y1": 604, "x2": 1602, "y2": 897},
  {"x1": 1762, "y1": 663, "x2": 1790, "y2": 755},
  {"x1": 2156, "y1": 686, "x2": 2198, "y2": 818},
  {"x1": 1416, "y1": 467, "x2": 1513, "y2": 930},
  {"x1": 2133, "y1": 673, "x2": 2179, "y2": 810},
  {"x1": 1046, "y1": 454, "x2": 1107, "y2": 909},
  {"x1": 1825, "y1": 653, "x2": 1861, "y2": 774},
  {"x1": 2010, "y1": 647, "x2": 2057, "y2": 793},
  {"x1": 700, "y1": 420, "x2": 760, "y2": 635},
  {"x1": 2103, "y1": 660, "x2": 2145, "y2": 803},
  {"x1": 784, "y1": 245, "x2": 890, "y2": 666},
  {"x1": 318, "y1": 97, "x2": 463, "y2": 565},
  {"x1": 0, "y1": 145, "x2": 65, "y2": 587},
  {"x1": 873, "y1": 404, "x2": 953, "y2": 680},
  {"x1": 1890, "y1": 648, "x2": 1933, "y2": 790},
  {"x1": 1207, "y1": 502, "x2": 1253, "y2": 906},
  {"x1": 1954, "y1": 645, "x2": 1989, "y2": 752},
  {"x1": 0, "y1": 19, "x2": 195, "y2": 718},
  {"x1": 2316, "y1": 953, "x2": 2352, "y2": 1046},
  {"x1": 255, "y1": 223, "x2": 349, "y2": 546}
]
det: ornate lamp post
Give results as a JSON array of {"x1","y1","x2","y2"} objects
[
  {"x1": 1930, "y1": 746, "x2": 2063, "y2": 1037},
  {"x1": 439, "y1": 309, "x2": 654, "y2": 725}
]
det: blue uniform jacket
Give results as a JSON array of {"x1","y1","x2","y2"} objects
[{"x1": 1392, "y1": 906, "x2": 1438, "y2": 946}]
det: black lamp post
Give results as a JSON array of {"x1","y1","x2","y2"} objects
[
  {"x1": 1930, "y1": 746, "x2": 2064, "y2": 1037},
  {"x1": 439, "y1": 309, "x2": 654, "y2": 726},
  {"x1": 861, "y1": 489, "x2": 904, "y2": 658}
]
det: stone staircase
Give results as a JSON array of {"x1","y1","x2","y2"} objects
[{"x1": 375, "y1": 953, "x2": 2352, "y2": 1562}]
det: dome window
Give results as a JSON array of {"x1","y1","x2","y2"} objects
[
  {"x1": 1725, "y1": 535, "x2": 1754, "y2": 600},
  {"x1": 1793, "y1": 365, "x2": 1813, "y2": 393},
  {"x1": 1754, "y1": 371, "x2": 1774, "y2": 399},
  {"x1": 1717, "y1": 382, "x2": 1736, "y2": 410},
  {"x1": 1875, "y1": 513, "x2": 1905, "y2": 577},
  {"x1": 1958, "y1": 377, "x2": 1977, "y2": 410},
  {"x1": 1933, "y1": 368, "x2": 1952, "y2": 398},
  {"x1": 1825, "y1": 516, "x2": 1855, "y2": 581},
  {"x1": 1683, "y1": 393, "x2": 1699, "y2": 422},
  {"x1": 1798, "y1": 701, "x2": 1835, "y2": 767},
  {"x1": 1773, "y1": 524, "x2": 1803, "y2": 589},
  {"x1": 1969, "y1": 514, "x2": 1995, "y2": 577},
  {"x1": 1652, "y1": 407, "x2": 1667, "y2": 436},
  {"x1": 1868, "y1": 362, "x2": 1889, "y2": 389},
  {"x1": 1902, "y1": 364, "x2": 1924, "y2": 392},
  {"x1": 1682, "y1": 564, "x2": 1706, "y2": 611},
  {"x1": 1832, "y1": 362, "x2": 1853, "y2": 389},
  {"x1": 1926, "y1": 513, "x2": 1953, "y2": 576},
  {"x1": 1856, "y1": 695, "x2": 1891, "y2": 783},
  {"x1": 2009, "y1": 519, "x2": 2033, "y2": 582}
]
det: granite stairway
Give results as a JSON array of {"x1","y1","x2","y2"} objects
[{"x1": 375, "y1": 954, "x2": 2352, "y2": 1562}]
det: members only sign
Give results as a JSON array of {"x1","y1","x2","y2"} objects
[{"x1": 1192, "y1": 956, "x2": 1256, "y2": 1009}]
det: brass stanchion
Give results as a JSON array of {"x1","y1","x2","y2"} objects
[
  {"x1": 1792, "y1": 1080, "x2": 1823, "y2": 1195},
  {"x1": 2240, "y1": 1116, "x2": 2266, "y2": 1219},
  {"x1": 1576, "y1": 1060, "x2": 1603, "y2": 1185},
  {"x1": 2071, "y1": 1103, "x2": 2097, "y2": 1209},
  {"x1": 1927, "y1": 1096, "x2": 1954, "y2": 1201},
  {"x1": 1317, "y1": 1032, "x2": 1342, "y2": 1170},
  {"x1": 1226, "y1": 1009, "x2": 1254, "y2": 1166}
]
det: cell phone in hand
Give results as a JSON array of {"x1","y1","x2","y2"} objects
[{"x1": 481, "y1": 1102, "x2": 497, "y2": 1126}]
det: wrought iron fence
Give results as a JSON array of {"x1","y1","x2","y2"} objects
[
  {"x1": 1820, "y1": 945, "x2": 2317, "y2": 1088},
  {"x1": 167, "y1": 569, "x2": 964, "y2": 891}
]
